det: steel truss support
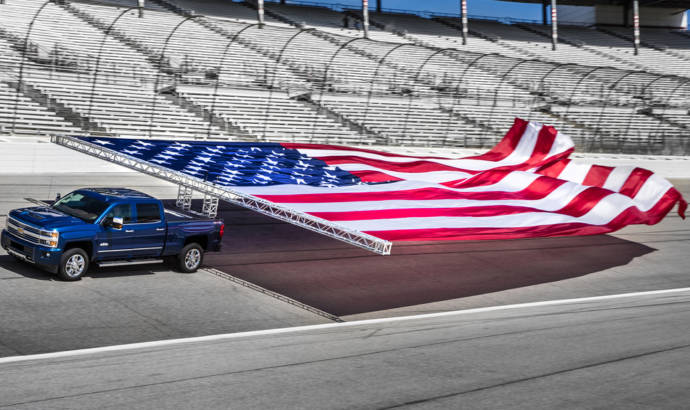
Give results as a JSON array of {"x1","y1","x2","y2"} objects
[
  {"x1": 176, "y1": 185, "x2": 193, "y2": 211},
  {"x1": 202, "y1": 195, "x2": 219, "y2": 218},
  {"x1": 51, "y1": 136, "x2": 392, "y2": 255}
]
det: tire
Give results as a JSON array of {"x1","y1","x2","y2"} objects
[
  {"x1": 58, "y1": 248, "x2": 89, "y2": 281},
  {"x1": 178, "y1": 243, "x2": 203, "y2": 273}
]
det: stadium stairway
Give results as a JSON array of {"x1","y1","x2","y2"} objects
[
  {"x1": 598, "y1": 26, "x2": 690, "y2": 64},
  {"x1": 432, "y1": 17, "x2": 544, "y2": 60},
  {"x1": 159, "y1": 87, "x2": 255, "y2": 140},
  {"x1": 0, "y1": 80, "x2": 83, "y2": 136},
  {"x1": 7, "y1": 80, "x2": 110, "y2": 134}
]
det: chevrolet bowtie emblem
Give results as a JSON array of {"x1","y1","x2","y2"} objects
[{"x1": 17, "y1": 227, "x2": 24, "y2": 235}]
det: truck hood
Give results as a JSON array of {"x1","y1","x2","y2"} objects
[{"x1": 10, "y1": 206, "x2": 87, "y2": 230}]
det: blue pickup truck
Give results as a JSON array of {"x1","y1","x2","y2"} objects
[{"x1": 1, "y1": 188, "x2": 224, "y2": 281}]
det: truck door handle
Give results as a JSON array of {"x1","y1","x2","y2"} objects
[
  {"x1": 155, "y1": 228, "x2": 165, "y2": 231},
  {"x1": 125, "y1": 229, "x2": 134, "y2": 233}
]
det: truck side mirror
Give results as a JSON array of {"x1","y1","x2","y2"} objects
[
  {"x1": 55, "y1": 193, "x2": 61, "y2": 202},
  {"x1": 112, "y1": 217, "x2": 123, "y2": 230}
]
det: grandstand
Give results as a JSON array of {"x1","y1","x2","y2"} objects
[{"x1": 0, "y1": 0, "x2": 688, "y2": 154}]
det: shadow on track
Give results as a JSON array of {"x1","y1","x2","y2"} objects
[
  {"x1": 0, "y1": 254, "x2": 175, "y2": 281},
  {"x1": 205, "y1": 202, "x2": 656, "y2": 316}
]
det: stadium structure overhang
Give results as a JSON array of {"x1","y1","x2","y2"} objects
[
  {"x1": 51, "y1": 135, "x2": 393, "y2": 255},
  {"x1": 502, "y1": 0, "x2": 688, "y2": 7}
]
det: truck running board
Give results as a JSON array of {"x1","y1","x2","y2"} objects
[{"x1": 97, "y1": 259, "x2": 164, "y2": 268}]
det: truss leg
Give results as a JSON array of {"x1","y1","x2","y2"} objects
[
  {"x1": 176, "y1": 185, "x2": 193, "y2": 211},
  {"x1": 202, "y1": 195, "x2": 219, "y2": 218}
]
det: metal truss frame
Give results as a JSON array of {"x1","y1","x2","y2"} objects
[
  {"x1": 202, "y1": 195, "x2": 219, "y2": 218},
  {"x1": 51, "y1": 135, "x2": 392, "y2": 255},
  {"x1": 176, "y1": 185, "x2": 193, "y2": 211}
]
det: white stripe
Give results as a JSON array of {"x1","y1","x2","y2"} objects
[
  {"x1": 543, "y1": 130, "x2": 574, "y2": 160},
  {"x1": 558, "y1": 161, "x2": 591, "y2": 184},
  {"x1": 1, "y1": 287, "x2": 688, "y2": 365},
  {"x1": 634, "y1": 174, "x2": 673, "y2": 204},
  {"x1": 603, "y1": 166, "x2": 635, "y2": 192}
]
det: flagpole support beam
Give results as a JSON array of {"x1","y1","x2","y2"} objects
[{"x1": 50, "y1": 135, "x2": 393, "y2": 256}]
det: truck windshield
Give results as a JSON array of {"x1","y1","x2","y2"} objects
[{"x1": 52, "y1": 192, "x2": 109, "y2": 223}]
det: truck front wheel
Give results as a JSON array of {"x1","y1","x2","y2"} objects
[
  {"x1": 58, "y1": 248, "x2": 89, "y2": 281},
  {"x1": 178, "y1": 243, "x2": 203, "y2": 273}
]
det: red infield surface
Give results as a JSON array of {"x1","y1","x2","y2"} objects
[{"x1": 202, "y1": 201, "x2": 654, "y2": 317}]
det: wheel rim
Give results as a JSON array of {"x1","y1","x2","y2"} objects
[
  {"x1": 185, "y1": 248, "x2": 201, "y2": 270},
  {"x1": 65, "y1": 254, "x2": 85, "y2": 278}
]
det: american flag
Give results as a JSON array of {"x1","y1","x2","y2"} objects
[{"x1": 80, "y1": 118, "x2": 686, "y2": 242}]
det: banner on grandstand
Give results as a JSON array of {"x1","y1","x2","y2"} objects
[{"x1": 79, "y1": 118, "x2": 686, "y2": 242}]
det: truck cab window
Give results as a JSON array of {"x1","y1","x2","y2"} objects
[
  {"x1": 136, "y1": 203, "x2": 161, "y2": 223},
  {"x1": 104, "y1": 204, "x2": 133, "y2": 225},
  {"x1": 53, "y1": 191, "x2": 109, "y2": 223}
]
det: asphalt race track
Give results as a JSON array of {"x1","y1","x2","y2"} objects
[
  {"x1": 1, "y1": 289, "x2": 689, "y2": 409},
  {"x1": 0, "y1": 140, "x2": 689, "y2": 408}
]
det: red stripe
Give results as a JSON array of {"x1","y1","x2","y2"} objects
[
  {"x1": 257, "y1": 175, "x2": 567, "y2": 204},
  {"x1": 619, "y1": 168, "x2": 653, "y2": 198},
  {"x1": 364, "y1": 188, "x2": 683, "y2": 241},
  {"x1": 318, "y1": 156, "x2": 477, "y2": 173},
  {"x1": 463, "y1": 118, "x2": 528, "y2": 162},
  {"x1": 442, "y1": 169, "x2": 514, "y2": 189},
  {"x1": 537, "y1": 158, "x2": 569, "y2": 178},
  {"x1": 556, "y1": 186, "x2": 612, "y2": 217},
  {"x1": 582, "y1": 165, "x2": 614, "y2": 187},
  {"x1": 524, "y1": 124, "x2": 557, "y2": 166},
  {"x1": 349, "y1": 170, "x2": 403, "y2": 183}
]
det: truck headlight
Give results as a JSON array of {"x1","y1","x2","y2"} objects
[{"x1": 41, "y1": 230, "x2": 59, "y2": 248}]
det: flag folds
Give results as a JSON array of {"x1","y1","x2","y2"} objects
[{"x1": 80, "y1": 118, "x2": 686, "y2": 242}]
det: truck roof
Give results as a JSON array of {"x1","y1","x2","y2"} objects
[{"x1": 80, "y1": 188, "x2": 155, "y2": 202}]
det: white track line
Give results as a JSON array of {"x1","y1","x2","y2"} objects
[{"x1": 2, "y1": 287, "x2": 689, "y2": 365}]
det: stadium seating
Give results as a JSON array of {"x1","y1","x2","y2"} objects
[
  {"x1": 179, "y1": 86, "x2": 373, "y2": 144},
  {"x1": 0, "y1": 0, "x2": 687, "y2": 154},
  {"x1": 263, "y1": 2, "x2": 407, "y2": 43},
  {"x1": 525, "y1": 23, "x2": 690, "y2": 77},
  {"x1": 0, "y1": 81, "x2": 82, "y2": 136}
]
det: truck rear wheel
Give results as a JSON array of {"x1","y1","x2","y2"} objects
[
  {"x1": 58, "y1": 248, "x2": 89, "y2": 281},
  {"x1": 178, "y1": 243, "x2": 203, "y2": 273}
]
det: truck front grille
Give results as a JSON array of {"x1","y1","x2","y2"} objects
[{"x1": 7, "y1": 217, "x2": 55, "y2": 247}]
